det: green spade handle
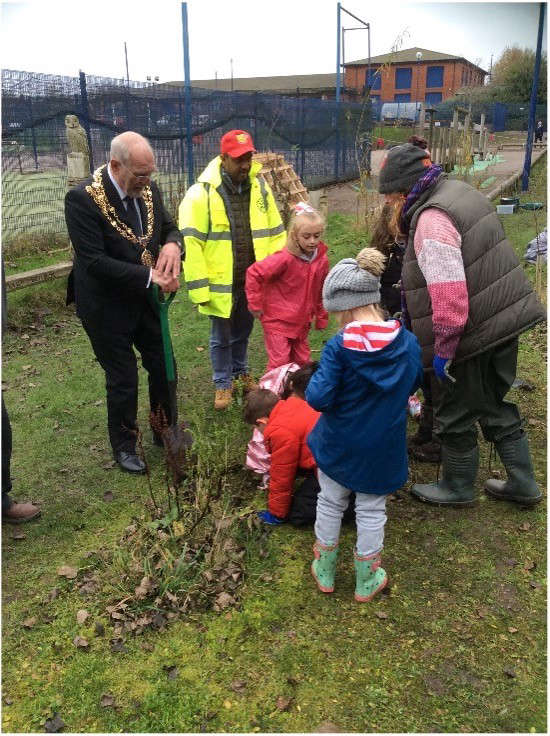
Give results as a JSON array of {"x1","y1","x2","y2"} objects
[{"x1": 152, "y1": 284, "x2": 176, "y2": 382}]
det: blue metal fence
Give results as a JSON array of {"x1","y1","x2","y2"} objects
[{"x1": 1, "y1": 69, "x2": 373, "y2": 244}]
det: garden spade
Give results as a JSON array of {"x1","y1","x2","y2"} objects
[{"x1": 151, "y1": 284, "x2": 193, "y2": 483}]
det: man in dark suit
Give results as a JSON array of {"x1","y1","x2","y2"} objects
[{"x1": 65, "y1": 131, "x2": 182, "y2": 473}]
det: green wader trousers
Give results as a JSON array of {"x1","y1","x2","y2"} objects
[{"x1": 432, "y1": 337, "x2": 523, "y2": 453}]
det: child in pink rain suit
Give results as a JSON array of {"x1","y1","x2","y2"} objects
[
  {"x1": 246, "y1": 362, "x2": 299, "y2": 487},
  {"x1": 245, "y1": 202, "x2": 329, "y2": 370}
]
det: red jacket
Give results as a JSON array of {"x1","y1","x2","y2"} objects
[
  {"x1": 263, "y1": 396, "x2": 320, "y2": 518},
  {"x1": 245, "y1": 241, "x2": 329, "y2": 338}
]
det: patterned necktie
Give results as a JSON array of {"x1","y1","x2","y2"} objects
[{"x1": 123, "y1": 196, "x2": 142, "y2": 236}]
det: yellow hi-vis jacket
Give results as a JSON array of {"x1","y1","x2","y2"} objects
[{"x1": 178, "y1": 156, "x2": 286, "y2": 318}]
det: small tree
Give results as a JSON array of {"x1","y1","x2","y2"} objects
[{"x1": 491, "y1": 46, "x2": 547, "y2": 103}]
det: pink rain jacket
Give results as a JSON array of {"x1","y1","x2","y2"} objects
[{"x1": 245, "y1": 240, "x2": 330, "y2": 338}]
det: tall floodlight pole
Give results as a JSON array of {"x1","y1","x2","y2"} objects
[
  {"x1": 181, "y1": 2, "x2": 194, "y2": 186},
  {"x1": 124, "y1": 42, "x2": 130, "y2": 85},
  {"x1": 336, "y1": 3, "x2": 342, "y2": 104},
  {"x1": 522, "y1": 2, "x2": 545, "y2": 191}
]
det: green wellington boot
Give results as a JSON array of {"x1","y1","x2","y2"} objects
[
  {"x1": 311, "y1": 541, "x2": 339, "y2": 593},
  {"x1": 411, "y1": 445, "x2": 478, "y2": 506},
  {"x1": 485, "y1": 433, "x2": 542, "y2": 506},
  {"x1": 354, "y1": 550, "x2": 388, "y2": 603}
]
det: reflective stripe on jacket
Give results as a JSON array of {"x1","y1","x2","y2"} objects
[{"x1": 178, "y1": 157, "x2": 286, "y2": 318}]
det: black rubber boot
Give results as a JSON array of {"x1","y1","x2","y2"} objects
[
  {"x1": 484, "y1": 433, "x2": 542, "y2": 507},
  {"x1": 411, "y1": 445, "x2": 478, "y2": 506}
]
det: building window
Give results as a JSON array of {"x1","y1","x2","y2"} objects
[
  {"x1": 365, "y1": 68, "x2": 381, "y2": 90},
  {"x1": 425, "y1": 92, "x2": 443, "y2": 104},
  {"x1": 394, "y1": 93, "x2": 411, "y2": 102},
  {"x1": 395, "y1": 67, "x2": 412, "y2": 90},
  {"x1": 426, "y1": 66, "x2": 444, "y2": 88}
]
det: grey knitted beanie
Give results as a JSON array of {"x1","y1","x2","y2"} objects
[
  {"x1": 322, "y1": 248, "x2": 386, "y2": 312},
  {"x1": 378, "y1": 142, "x2": 430, "y2": 194}
]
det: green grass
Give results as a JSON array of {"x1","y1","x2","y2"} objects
[{"x1": 2, "y1": 163, "x2": 547, "y2": 732}]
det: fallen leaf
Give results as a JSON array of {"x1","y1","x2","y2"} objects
[
  {"x1": 505, "y1": 558, "x2": 518, "y2": 567},
  {"x1": 57, "y1": 565, "x2": 78, "y2": 579},
  {"x1": 76, "y1": 609, "x2": 89, "y2": 625},
  {"x1": 286, "y1": 676, "x2": 299, "y2": 687},
  {"x1": 375, "y1": 611, "x2": 388, "y2": 620},
  {"x1": 94, "y1": 399, "x2": 102, "y2": 406},
  {"x1": 73, "y1": 636, "x2": 89, "y2": 649},
  {"x1": 163, "y1": 665, "x2": 179, "y2": 680},
  {"x1": 152, "y1": 612, "x2": 166, "y2": 629},
  {"x1": 94, "y1": 622, "x2": 105, "y2": 637},
  {"x1": 103, "y1": 491, "x2": 114, "y2": 502},
  {"x1": 317, "y1": 721, "x2": 342, "y2": 733},
  {"x1": 276, "y1": 695, "x2": 293, "y2": 712},
  {"x1": 110, "y1": 638, "x2": 127, "y2": 653},
  {"x1": 214, "y1": 592, "x2": 235, "y2": 610},
  {"x1": 11, "y1": 531, "x2": 26, "y2": 540},
  {"x1": 508, "y1": 627, "x2": 518, "y2": 634},
  {"x1": 102, "y1": 461, "x2": 116, "y2": 470},
  {"x1": 100, "y1": 693, "x2": 116, "y2": 708},
  {"x1": 504, "y1": 668, "x2": 516, "y2": 678},
  {"x1": 44, "y1": 713, "x2": 65, "y2": 732},
  {"x1": 4, "y1": 696, "x2": 13, "y2": 705},
  {"x1": 196, "y1": 346, "x2": 205, "y2": 352},
  {"x1": 23, "y1": 616, "x2": 37, "y2": 629},
  {"x1": 22, "y1": 364, "x2": 32, "y2": 371},
  {"x1": 476, "y1": 606, "x2": 489, "y2": 618},
  {"x1": 523, "y1": 560, "x2": 536, "y2": 571},
  {"x1": 519, "y1": 522, "x2": 531, "y2": 531},
  {"x1": 230, "y1": 679, "x2": 247, "y2": 693},
  {"x1": 223, "y1": 700, "x2": 232, "y2": 709},
  {"x1": 134, "y1": 575, "x2": 156, "y2": 599},
  {"x1": 529, "y1": 580, "x2": 542, "y2": 589}
]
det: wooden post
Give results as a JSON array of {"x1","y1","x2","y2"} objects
[
  {"x1": 449, "y1": 109, "x2": 459, "y2": 170},
  {"x1": 442, "y1": 126, "x2": 450, "y2": 171},
  {"x1": 417, "y1": 103, "x2": 426, "y2": 138},
  {"x1": 478, "y1": 113, "x2": 486, "y2": 156},
  {"x1": 482, "y1": 129, "x2": 489, "y2": 159},
  {"x1": 428, "y1": 111, "x2": 435, "y2": 153},
  {"x1": 431, "y1": 126, "x2": 439, "y2": 163}
]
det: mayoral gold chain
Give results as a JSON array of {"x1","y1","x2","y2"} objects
[{"x1": 86, "y1": 164, "x2": 155, "y2": 267}]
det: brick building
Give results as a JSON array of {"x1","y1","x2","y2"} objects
[{"x1": 344, "y1": 47, "x2": 487, "y2": 104}]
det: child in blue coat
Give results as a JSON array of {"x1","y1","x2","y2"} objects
[{"x1": 306, "y1": 248, "x2": 423, "y2": 602}]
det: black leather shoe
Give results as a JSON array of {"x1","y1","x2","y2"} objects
[{"x1": 115, "y1": 451, "x2": 146, "y2": 474}]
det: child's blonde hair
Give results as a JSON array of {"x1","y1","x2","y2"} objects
[{"x1": 287, "y1": 202, "x2": 325, "y2": 242}]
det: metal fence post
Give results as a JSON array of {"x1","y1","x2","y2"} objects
[
  {"x1": 27, "y1": 96, "x2": 39, "y2": 171},
  {"x1": 79, "y1": 71, "x2": 94, "y2": 172}
]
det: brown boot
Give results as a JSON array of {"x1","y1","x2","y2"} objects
[
  {"x1": 3, "y1": 501, "x2": 41, "y2": 524},
  {"x1": 214, "y1": 388, "x2": 233, "y2": 410},
  {"x1": 234, "y1": 374, "x2": 258, "y2": 394}
]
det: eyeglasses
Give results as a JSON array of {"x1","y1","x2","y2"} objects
[{"x1": 117, "y1": 160, "x2": 156, "y2": 183}]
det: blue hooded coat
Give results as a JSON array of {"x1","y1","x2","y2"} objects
[{"x1": 306, "y1": 324, "x2": 423, "y2": 494}]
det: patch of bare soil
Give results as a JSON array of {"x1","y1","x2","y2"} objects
[{"x1": 325, "y1": 181, "x2": 385, "y2": 218}]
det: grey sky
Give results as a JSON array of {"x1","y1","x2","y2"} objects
[{"x1": 0, "y1": 0, "x2": 546, "y2": 83}]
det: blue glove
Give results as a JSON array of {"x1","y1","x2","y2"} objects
[
  {"x1": 257, "y1": 510, "x2": 284, "y2": 525},
  {"x1": 433, "y1": 355, "x2": 450, "y2": 381}
]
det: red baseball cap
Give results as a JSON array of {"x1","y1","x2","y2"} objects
[{"x1": 220, "y1": 129, "x2": 256, "y2": 158}]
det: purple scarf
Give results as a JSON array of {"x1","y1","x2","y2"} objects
[
  {"x1": 398, "y1": 163, "x2": 442, "y2": 330},
  {"x1": 400, "y1": 164, "x2": 443, "y2": 237}
]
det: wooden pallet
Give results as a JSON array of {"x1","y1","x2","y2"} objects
[{"x1": 253, "y1": 153, "x2": 309, "y2": 223}]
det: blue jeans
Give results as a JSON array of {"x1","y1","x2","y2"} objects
[{"x1": 209, "y1": 289, "x2": 254, "y2": 389}]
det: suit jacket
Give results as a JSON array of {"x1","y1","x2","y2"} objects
[{"x1": 65, "y1": 166, "x2": 181, "y2": 331}]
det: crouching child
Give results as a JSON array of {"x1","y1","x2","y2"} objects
[{"x1": 244, "y1": 382, "x2": 320, "y2": 525}]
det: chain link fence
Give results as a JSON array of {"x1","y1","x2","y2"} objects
[{"x1": 2, "y1": 69, "x2": 373, "y2": 246}]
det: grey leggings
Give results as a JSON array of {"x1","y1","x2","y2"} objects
[{"x1": 314, "y1": 469, "x2": 387, "y2": 556}]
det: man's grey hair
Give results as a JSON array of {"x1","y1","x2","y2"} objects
[{"x1": 110, "y1": 131, "x2": 153, "y2": 164}]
